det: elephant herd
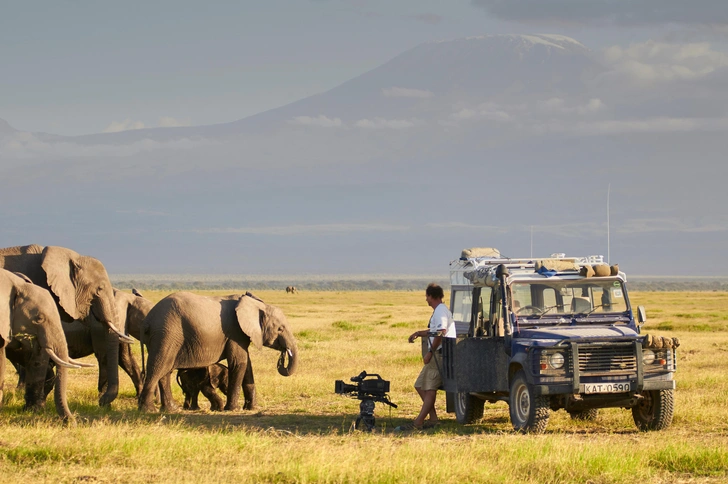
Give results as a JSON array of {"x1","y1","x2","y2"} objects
[{"x1": 0, "y1": 244, "x2": 298, "y2": 424}]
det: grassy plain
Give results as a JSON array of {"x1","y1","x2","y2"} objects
[{"x1": 1, "y1": 290, "x2": 727, "y2": 483}]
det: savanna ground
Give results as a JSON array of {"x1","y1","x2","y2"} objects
[{"x1": 1, "y1": 290, "x2": 727, "y2": 483}]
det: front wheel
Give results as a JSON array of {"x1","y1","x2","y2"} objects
[
  {"x1": 455, "y1": 392, "x2": 484, "y2": 424},
  {"x1": 509, "y1": 370, "x2": 549, "y2": 433},
  {"x1": 632, "y1": 389, "x2": 674, "y2": 431}
]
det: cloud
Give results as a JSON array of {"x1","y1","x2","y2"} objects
[
  {"x1": 354, "y1": 117, "x2": 421, "y2": 129},
  {"x1": 539, "y1": 98, "x2": 606, "y2": 114},
  {"x1": 532, "y1": 116, "x2": 728, "y2": 136},
  {"x1": 450, "y1": 102, "x2": 514, "y2": 122},
  {"x1": 382, "y1": 87, "x2": 434, "y2": 99},
  {"x1": 287, "y1": 115, "x2": 343, "y2": 127},
  {"x1": 0, "y1": 132, "x2": 214, "y2": 160},
  {"x1": 600, "y1": 41, "x2": 728, "y2": 85},
  {"x1": 470, "y1": 0, "x2": 728, "y2": 28},
  {"x1": 411, "y1": 13, "x2": 443, "y2": 25},
  {"x1": 158, "y1": 117, "x2": 191, "y2": 128},
  {"x1": 187, "y1": 223, "x2": 411, "y2": 236},
  {"x1": 103, "y1": 119, "x2": 145, "y2": 133}
]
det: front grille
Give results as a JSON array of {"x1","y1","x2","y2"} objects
[{"x1": 578, "y1": 344, "x2": 637, "y2": 374}]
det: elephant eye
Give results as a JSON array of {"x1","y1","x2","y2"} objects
[{"x1": 33, "y1": 315, "x2": 45, "y2": 325}]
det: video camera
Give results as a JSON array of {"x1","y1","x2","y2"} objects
[{"x1": 335, "y1": 371, "x2": 397, "y2": 431}]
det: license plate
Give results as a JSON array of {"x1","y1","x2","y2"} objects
[{"x1": 583, "y1": 382, "x2": 630, "y2": 394}]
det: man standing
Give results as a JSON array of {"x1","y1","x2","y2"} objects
[{"x1": 399, "y1": 283, "x2": 456, "y2": 430}]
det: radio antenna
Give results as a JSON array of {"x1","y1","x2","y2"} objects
[
  {"x1": 530, "y1": 225, "x2": 533, "y2": 258},
  {"x1": 607, "y1": 183, "x2": 611, "y2": 265}
]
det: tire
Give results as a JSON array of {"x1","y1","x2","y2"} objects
[
  {"x1": 509, "y1": 370, "x2": 550, "y2": 433},
  {"x1": 454, "y1": 392, "x2": 485, "y2": 424},
  {"x1": 568, "y1": 408, "x2": 599, "y2": 421},
  {"x1": 632, "y1": 389, "x2": 674, "y2": 431}
]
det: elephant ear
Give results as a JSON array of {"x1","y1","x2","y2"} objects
[
  {"x1": 235, "y1": 295, "x2": 264, "y2": 350},
  {"x1": 41, "y1": 246, "x2": 80, "y2": 320},
  {"x1": 0, "y1": 272, "x2": 17, "y2": 348}
]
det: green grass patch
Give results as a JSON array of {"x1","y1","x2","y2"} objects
[
  {"x1": 331, "y1": 320, "x2": 358, "y2": 331},
  {"x1": 649, "y1": 445, "x2": 728, "y2": 476}
]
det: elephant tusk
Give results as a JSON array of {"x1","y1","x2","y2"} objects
[
  {"x1": 68, "y1": 357, "x2": 95, "y2": 368},
  {"x1": 46, "y1": 348, "x2": 82, "y2": 369},
  {"x1": 109, "y1": 324, "x2": 136, "y2": 344},
  {"x1": 287, "y1": 348, "x2": 293, "y2": 357}
]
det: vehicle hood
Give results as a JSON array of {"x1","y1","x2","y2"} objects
[{"x1": 516, "y1": 325, "x2": 639, "y2": 342}]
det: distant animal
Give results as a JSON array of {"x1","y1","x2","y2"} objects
[
  {"x1": 286, "y1": 286, "x2": 297, "y2": 294},
  {"x1": 176, "y1": 363, "x2": 231, "y2": 411}
]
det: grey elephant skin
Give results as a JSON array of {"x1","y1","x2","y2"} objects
[
  {"x1": 63, "y1": 288, "x2": 153, "y2": 396},
  {"x1": 139, "y1": 292, "x2": 298, "y2": 412},
  {"x1": 177, "y1": 363, "x2": 230, "y2": 411},
  {"x1": 0, "y1": 269, "x2": 87, "y2": 423},
  {"x1": 0, "y1": 245, "x2": 129, "y2": 407}
]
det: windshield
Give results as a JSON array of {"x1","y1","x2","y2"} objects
[{"x1": 510, "y1": 278, "x2": 629, "y2": 318}]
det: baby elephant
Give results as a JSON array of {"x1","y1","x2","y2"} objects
[{"x1": 176, "y1": 364, "x2": 229, "y2": 411}]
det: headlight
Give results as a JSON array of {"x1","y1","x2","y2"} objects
[
  {"x1": 642, "y1": 349, "x2": 656, "y2": 364},
  {"x1": 548, "y1": 352, "x2": 565, "y2": 369}
]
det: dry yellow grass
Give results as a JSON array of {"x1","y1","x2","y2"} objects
[{"x1": 1, "y1": 290, "x2": 727, "y2": 483}]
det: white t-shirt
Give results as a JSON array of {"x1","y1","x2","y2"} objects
[{"x1": 429, "y1": 303, "x2": 456, "y2": 346}]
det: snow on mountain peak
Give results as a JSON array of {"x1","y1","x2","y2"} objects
[{"x1": 438, "y1": 34, "x2": 588, "y2": 52}]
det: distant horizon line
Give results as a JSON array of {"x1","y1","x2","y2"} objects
[{"x1": 109, "y1": 273, "x2": 728, "y2": 281}]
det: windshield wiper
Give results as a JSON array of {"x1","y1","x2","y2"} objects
[
  {"x1": 535, "y1": 305, "x2": 561, "y2": 319},
  {"x1": 580, "y1": 304, "x2": 605, "y2": 317}
]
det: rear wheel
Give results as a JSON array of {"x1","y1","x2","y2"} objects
[
  {"x1": 454, "y1": 392, "x2": 484, "y2": 424},
  {"x1": 509, "y1": 370, "x2": 549, "y2": 433},
  {"x1": 632, "y1": 389, "x2": 674, "y2": 431},
  {"x1": 568, "y1": 408, "x2": 599, "y2": 421}
]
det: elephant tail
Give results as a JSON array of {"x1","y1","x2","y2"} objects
[{"x1": 139, "y1": 328, "x2": 146, "y2": 384}]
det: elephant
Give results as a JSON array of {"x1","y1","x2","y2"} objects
[
  {"x1": 285, "y1": 286, "x2": 297, "y2": 294},
  {"x1": 0, "y1": 245, "x2": 131, "y2": 407},
  {"x1": 60, "y1": 288, "x2": 154, "y2": 396},
  {"x1": 139, "y1": 291, "x2": 297, "y2": 413},
  {"x1": 176, "y1": 363, "x2": 230, "y2": 411},
  {"x1": 1, "y1": 269, "x2": 90, "y2": 423}
]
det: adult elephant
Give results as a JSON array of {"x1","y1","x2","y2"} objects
[
  {"x1": 139, "y1": 291, "x2": 298, "y2": 412},
  {"x1": 63, "y1": 288, "x2": 153, "y2": 396},
  {"x1": 0, "y1": 245, "x2": 131, "y2": 407},
  {"x1": 1, "y1": 269, "x2": 90, "y2": 423}
]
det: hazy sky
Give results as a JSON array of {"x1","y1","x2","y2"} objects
[{"x1": 4, "y1": 0, "x2": 722, "y2": 136}]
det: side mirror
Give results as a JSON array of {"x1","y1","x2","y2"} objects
[{"x1": 637, "y1": 305, "x2": 647, "y2": 325}]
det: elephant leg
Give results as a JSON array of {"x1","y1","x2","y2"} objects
[
  {"x1": 242, "y1": 359, "x2": 256, "y2": 410},
  {"x1": 23, "y1": 350, "x2": 51, "y2": 411},
  {"x1": 201, "y1": 383, "x2": 224, "y2": 411},
  {"x1": 43, "y1": 363, "x2": 56, "y2": 400},
  {"x1": 99, "y1": 329, "x2": 120, "y2": 407},
  {"x1": 224, "y1": 346, "x2": 249, "y2": 411},
  {"x1": 0, "y1": 351, "x2": 5, "y2": 409},
  {"x1": 12, "y1": 361, "x2": 26, "y2": 390},
  {"x1": 159, "y1": 372, "x2": 179, "y2": 412},
  {"x1": 91, "y1": 324, "x2": 120, "y2": 406},
  {"x1": 119, "y1": 341, "x2": 143, "y2": 396}
]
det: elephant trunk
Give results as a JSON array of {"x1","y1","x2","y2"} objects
[
  {"x1": 276, "y1": 337, "x2": 298, "y2": 377},
  {"x1": 50, "y1": 345, "x2": 75, "y2": 425}
]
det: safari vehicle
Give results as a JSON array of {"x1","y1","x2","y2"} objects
[{"x1": 441, "y1": 248, "x2": 676, "y2": 433}]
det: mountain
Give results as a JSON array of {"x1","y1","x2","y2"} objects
[{"x1": 1, "y1": 35, "x2": 726, "y2": 275}]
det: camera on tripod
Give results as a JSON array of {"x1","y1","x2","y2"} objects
[{"x1": 335, "y1": 371, "x2": 397, "y2": 431}]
